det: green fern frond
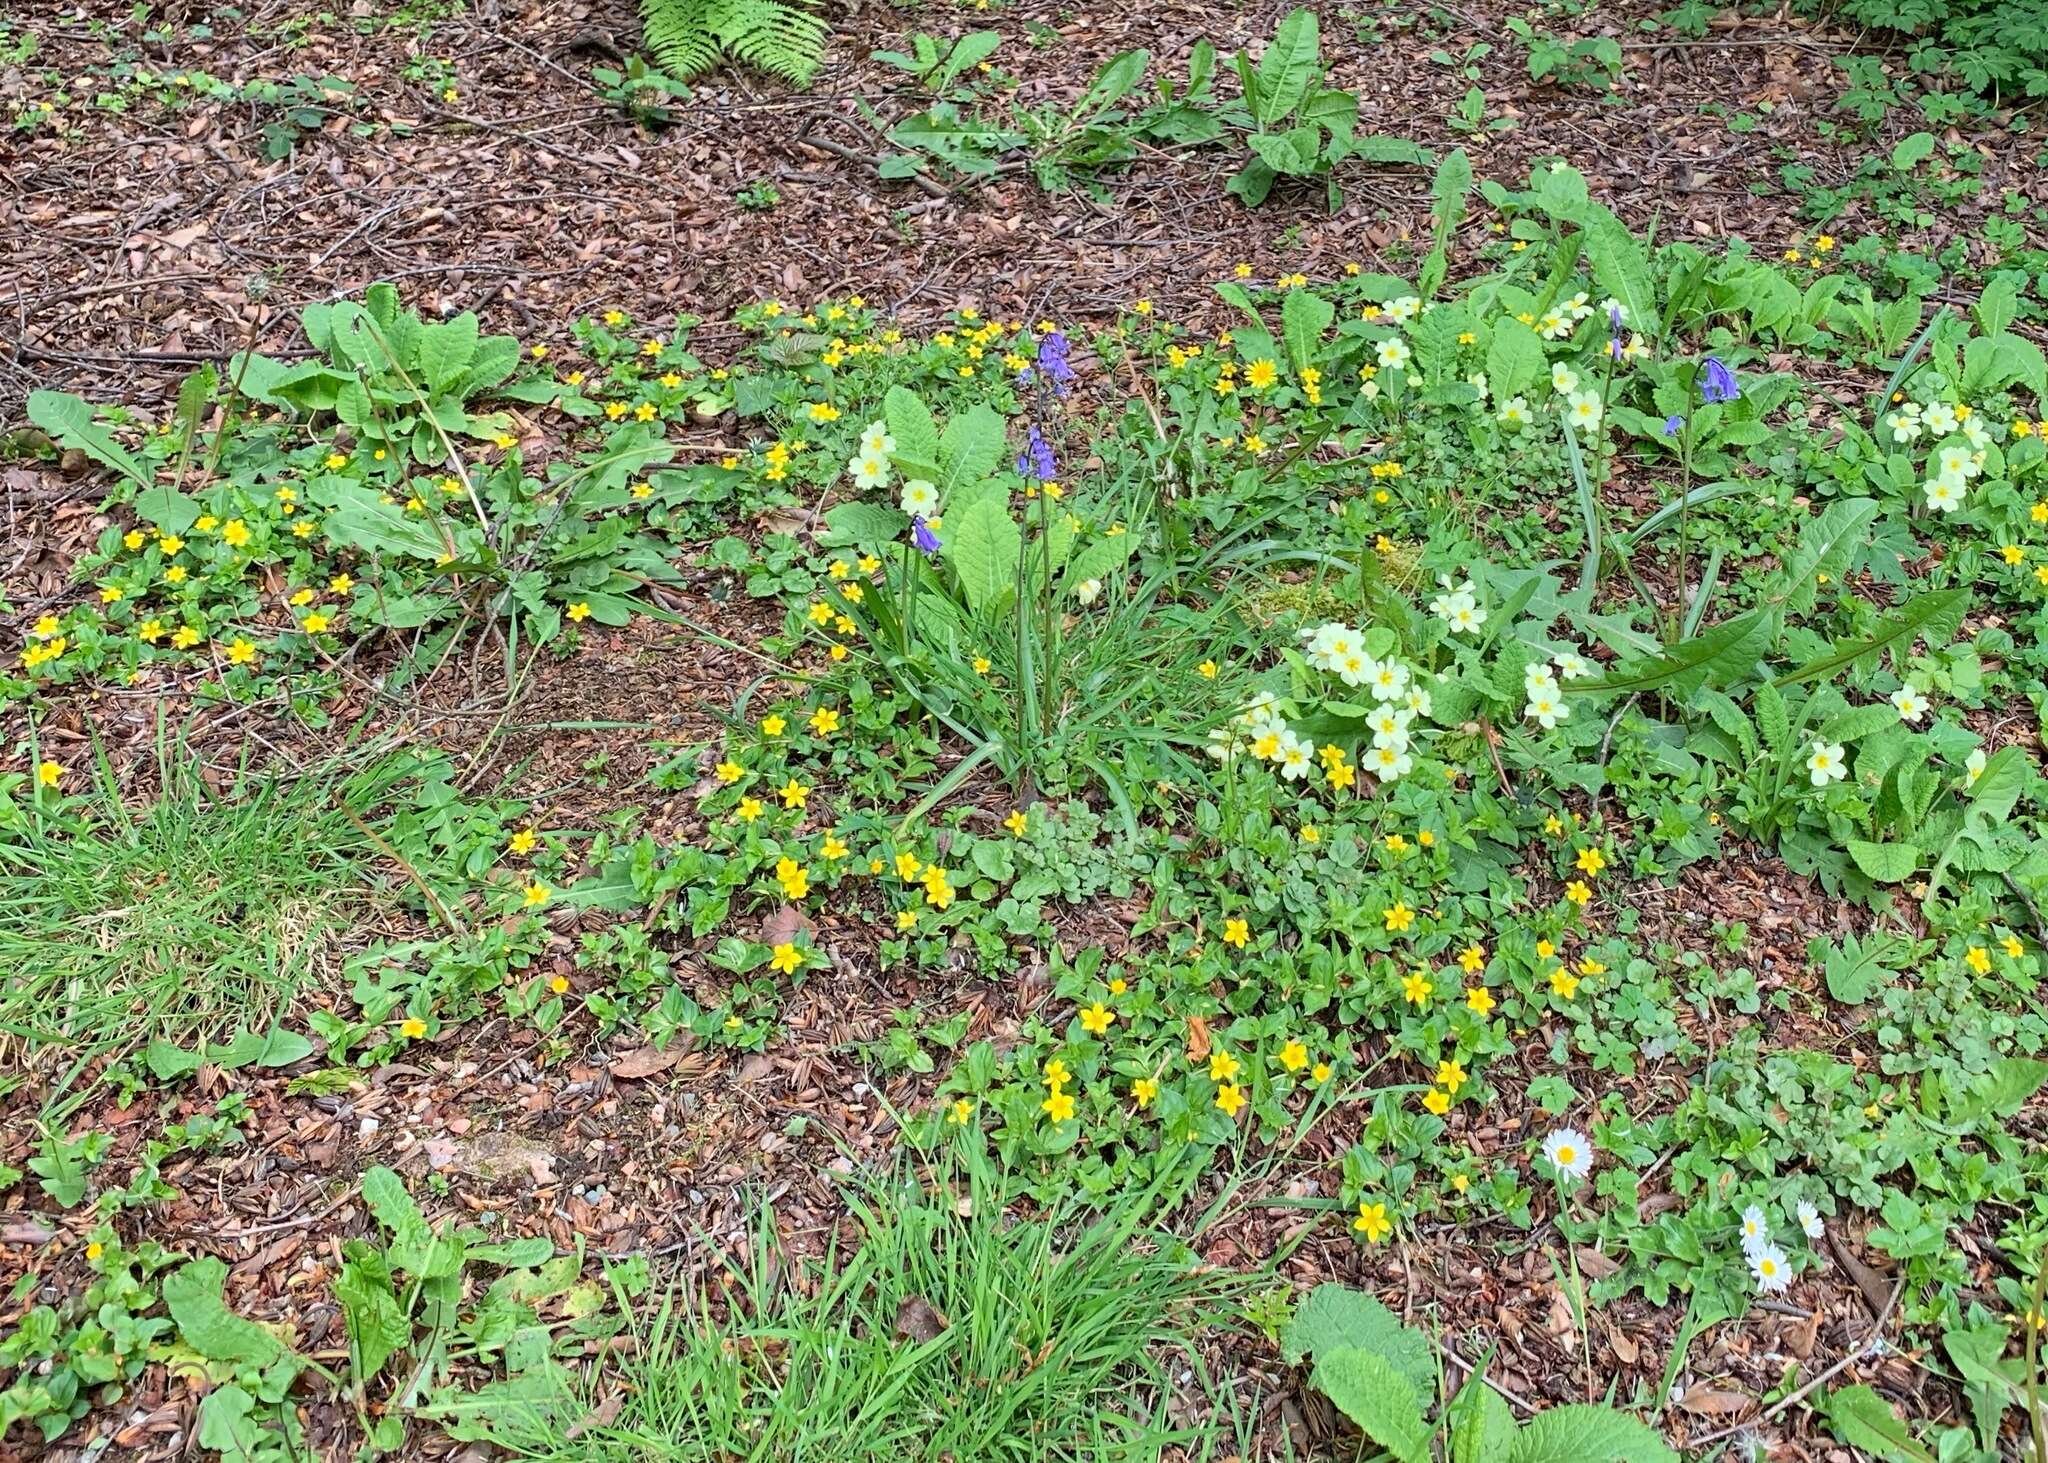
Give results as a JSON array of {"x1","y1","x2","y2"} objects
[
  {"x1": 638, "y1": 0, "x2": 825, "y2": 86},
  {"x1": 712, "y1": 0, "x2": 826, "y2": 85}
]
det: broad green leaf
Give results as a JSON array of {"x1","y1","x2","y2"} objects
[
  {"x1": 1252, "y1": 8, "x2": 1321, "y2": 127},
  {"x1": 1847, "y1": 839, "x2": 1920, "y2": 883},
  {"x1": 1567, "y1": 611, "x2": 1769, "y2": 698},
  {"x1": 316, "y1": 481, "x2": 454, "y2": 560},
  {"x1": 1346, "y1": 133, "x2": 1431, "y2": 166},
  {"x1": 336, "y1": 1253, "x2": 411, "y2": 1380},
  {"x1": 418, "y1": 314, "x2": 481, "y2": 393},
  {"x1": 1446, "y1": 1373, "x2": 1517, "y2": 1463},
  {"x1": 938, "y1": 404, "x2": 1006, "y2": 492},
  {"x1": 1581, "y1": 213, "x2": 1656, "y2": 337},
  {"x1": 1485, "y1": 318, "x2": 1547, "y2": 400},
  {"x1": 1311, "y1": 1347, "x2": 1431, "y2": 1462},
  {"x1": 1281, "y1": 287, "x2": 1335, "y2": 373},
  {"x1": 165, "y1": 1257, "x2": 289, "y2": 1367},
  {"x1": 1772, "y1": 589, "x2": 1968, "y2": 687},
  {"x1": 1421, "y1": 148, "x2": 1473, "y2": 300},
  {"x1": 26, "y1": 390, "x2": 152, "y2": 488},
  {"x1": 1962, "y1": 745, "x2": 2027, "y2": 823},
  {"x1": 1821, "y1": 1384, "x2": 1936, "y2": 1462},
  {"x1": 1769, "y1": 497, "x2": 1877, "y2": 617},
  {"x1": 940, "y1": 490, "x2": 1020, "y2": 615},
  {"x1": 821, "y1": 501, "x2": 910, "y2": 547},
  {"x1": 1281, "y1": 1284, "x2": 1434, "y2": 1393},
  {"x1": 884, "y1": 386, "x2": 941, "y2": 481},
  {"x1": 196, "y1": 1384, "x2": 262, "y2": 1454},
  {"x1": 135, "y1": 484, "x2": 203, "y2": 535},
  {"x1": 1507, "y1": 1403, "x2": 1678, "y2": 1463}
]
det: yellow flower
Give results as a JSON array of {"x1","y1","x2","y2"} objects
[
  {"x1": 36, "y1": 760, "x2": 62, "y2": 788},
  {"x1": 1422, "y1": 1088, "x2": 1450, "y2": 1115},
  {"x1": 509, "y1": 829, "x2": 539, "y2": 855},
  {"x1": 549, "y1": 975, "x2": 570, "y2": 994},
  {"x1": 222, "y1": 519, "x2": 250, "y2": 547},
  {"x1": 1465, "y1": 986, "x2": 1496, "y2": 1016},
  {"x1": 2002, "y1": 934, "x2": 2025, "y2": 959},
  {"x1": 1574, "y1": 846, "x2": 1606, "y2": 877},
  {"x1": 1549, "y1": 967, "x2": 1580, "y2": 999},
  {"x1": 123, "y1": 530, "x2": 146, "y2": 551},
  {"x1": 808, "y1": 706, "x2": 840, "y2": 735},
  {"x1": 399, "y1": 1017, "x2": 428, "y2": 1039},
  {"x1": 770, "y1": 942, "x2": 804, "y2": 975},
  {"x1": 1004, "y1": 809, "x2": 1029, "y2": 836},
  {"x1": 226, "y1": 637, "x2": 257, "y2": 665},
  {"x1": 1214, "y1": 1082, "x2": 1245, "y2": 1117},
  {"x1": 1564, "y1": 880, "x2": 1592, "y2": 906},
  {"x1": 779, "y1": 779, "x2": 809, "y2": 808},
  {"x1": 1278, "y1": 1039, "x2": 1309, "y2": 1072},
  {"x1": 567, "y1": 602, "x2": 591, "y2": 622},
  {"x1": 1457, "y1": 943, "x2": 1486, "y2": 973},
  {"x1": 1223, "y1": 917, "x2": 1249, "y2": 948},
  {"x1": 736, "y1": 796, "x2": 764, "y2": 822},
  {"x1": 822, "y1": 833, "x2": 849, "y2": 861},
  {"x1": 1079, "y1": 1002, "x2": 1115, "y2": 1035},
  {"x1": 1965, "y1": 945, "x2": 1991, "y2": 974},
  {"x1": 715, "y1": 760, "x2": 743, "y2": 784},
  {"x1": 761, "y1": 714, "x2": 786, "y2": 737},
  {"x1": 1198, "y1": 659, "x2": 1218, "y2": 678},
  {"x1": 1042, "y1": 1088, "x2": 1076, "y2": 1122},
  {"x1": 1208, "y1": 1049, "x2": 1241, "y2": 1083},
  {"x1": 1352, "y1": 1201, "x2": 1392, "y2": 1242},
  {"x1": 1244, "y1": 358, "x2": 1279, "y2": 390},
  {"x1": 522, "y1": 883, "x2": 550, "y2": 907},
  {"x1": 303, "y1": 612, "x2": 330, "y2": 633},
  {"x1": 1132, "y1": 1077, "x2": 1158, "y2": 1108},
  {"x1": 1108, "y1": 977, "x2": 1127, "y2": 996},
  {"x1": 1311, "y1": 1062, "x2": 1332, "y2": 1083},
  {"x1": 1543, "y1": 814, "x2": 1565, "y2": 836},
  {"x1": 896, "y1": 909, "x2": 918, "y2": 931},
  {"x1": 1383, "y1": 902, "x2": 1415, "y2": 933},
  {"x1": 1435, "y1": 1058, "x2": 1467, "y2": 1094},
  {"x1": 329, "y1": 574, "x2": 354, "y2": 593},
  {"x1": 948, "y1": 1097, "x2": 974, "y2": 1124}
]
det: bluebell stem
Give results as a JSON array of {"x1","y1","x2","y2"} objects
[
  {"x1": 1700, "y1": 357, "x2": 1740, "y2": 404},
  {"x1": 911, "y1": 515, "x2": 942, "y2": 555},
  {"x1": 1607, "y1": 305, "x2": 1626, "y2": 361}
]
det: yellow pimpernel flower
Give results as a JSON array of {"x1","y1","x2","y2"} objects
[
  {"x1": 509, "y1": 829, "x2": 539, "y2": 855},
  {"x1": 1207, "y1": 1049, "x2": 1240, "y2": 1083},
  {"x1": 1383, "y1": 902, "x2": 1415, "y2": 933},
  {"x1": 522, "y1": 883, "x2": 550, "y2": 907},
  {"x1": 1457, "y1": 943, "x2": 1486, "y2": 973},
  {"x1": 1402, "y1": 972, "x2": 1433, "y2": 1006},
  {"x1": 1422, "y1": 1088, "x2": 1451, "y2": 1115},
  {"x1": 808, "y1": 706, "x2": 840, "y2": 735},
  {"x1": 1564, "y1": 880, "x2": 1592, "y2": 906},
  {"x1": 1079, "y1": 1002, "x2": 1115, "y2": 1035},
  {"x1": 1214, "y1": 1082, "x2": 1245, "y2": 1117},
  {"x1": 1435, "y1": 1058, "x2": 1467, "y2": 1094},
  {"x1": 1278, "y1": 1039, "x2": 1309, "y2": 1072},
  {"x1": 1575, "y1": 846, "x2": 1607, "y2": 877},
  {"x1": 399, "y1": 1017, "x2": 428, "y2": 1039},
  {"x1": 1352, "y1": 1201, "x2": 1392, "y2": 1242},
  {"x1": 1465, "y1": 986, "x2": 1496, "y2": 1016},
  {"x1": 549, "y1": 975, "x2": 570, "y2": 994},
  {"x1": 736, "y1": 796, "x2": 764, "y2": 822},
  {"x1": 1965, "y1": 945, "x2": 1992, "y2": 974},
  {"x1": 948, "y1": 1097, "x2": 974, "y2": 1124},
  {"x1": 715, "y1": 760, "x2": 744, "y2": 784},
  {"x1": 1004, "y1": 809, "x2": 1029, "y2": 836},
  {"x1": 1132, "y1": 1077, "x2": 1158, "y2": 1108},
  {"x1": 1223, "y1": 917, "x2": 1249, "y2": 948},
  {"x1": 770, "y1": 942, "x2": 804, "y2": 975},
  {"x1": 761, "y1": 715, "x2": 786, "y2": 737},
  {"x1": 226, "y1": 637, "x2": 257, "y2": 665},
  {"x1": 1549, "y1": 967, "x2": 1581, "y2": 999},
  {"x1": 37, "y1": 760, "x2": 62, "y2": 788},
  {"x1": 779, "y1": 779, "x2": 809, "y2": 809}
]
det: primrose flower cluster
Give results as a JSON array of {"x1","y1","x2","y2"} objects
[{"x1": 1882, "y1": 395, "x2": 1999, "y2": 513}]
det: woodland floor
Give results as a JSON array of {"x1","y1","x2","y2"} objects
[{"x1": 2, "y1": 0, "x2": 2044, "y2": 1457}]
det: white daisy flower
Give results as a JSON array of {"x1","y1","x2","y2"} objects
[
  {"x1": 1749, "y1": 1243, "x2": 1791, "y2": 1294},
  {"x1": 1739, "y1": 1204, "x2": 1769, "y2": 1254},
  {"x1": 1796, "y1": 1201, "x2": 1824, "y2": 1240},
  {"x1": 1541, "y1": 1128, "x2": 1593, "y2": 1180}
]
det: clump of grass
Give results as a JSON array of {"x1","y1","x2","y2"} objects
[
  {"x1": 432, "y1": 1160, "x2": 1254, "y2": 1461},
  {"x1": 0, "y1": 725, "x2": 408, "y2": 1114}
]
